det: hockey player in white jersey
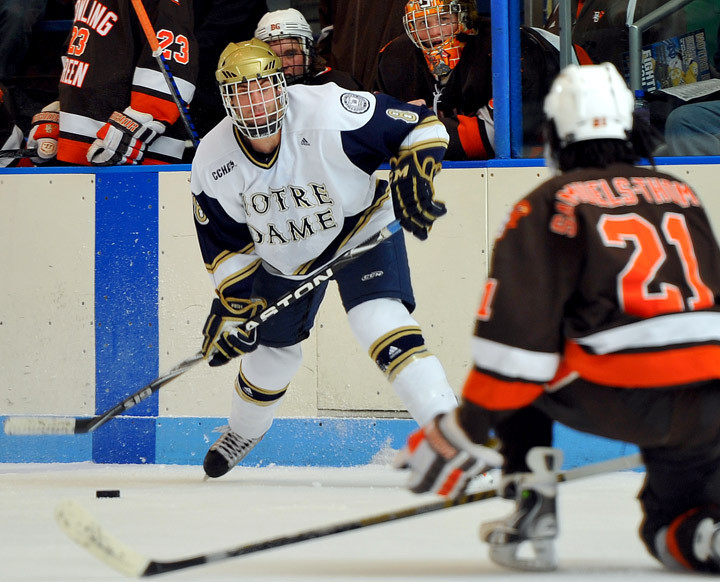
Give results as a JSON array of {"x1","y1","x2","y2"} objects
[{"x1": 191, "y1": 39, "x2": 456, "y2": 478}]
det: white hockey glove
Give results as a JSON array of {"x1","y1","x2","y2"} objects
[
  {"x1": 394, "y1": 411, "x2": 503, "y2": 498},
  {"x1": 201, "y1": 297, "x2": 266, "y2": 367},
  {"x1": 389, "y1": 149, "x2": 447, "y2": 241},
  {"x1": 87, "y1": 107, "x2": 165, "y2": 165},
  {"x1": 26, "y1": 101, "x2": 60, "y2": 164}
]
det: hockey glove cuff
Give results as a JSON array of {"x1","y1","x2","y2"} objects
[
  {"x1": 201, "y1": 297, "x2": 266, "y2": 367},
  {"x1": 27, "y1": 101, "x2": 60, "y2": 164},
  {"x1": 394, "y1": 411, "x2": 503, "y2": 498},
  {"x1": 87, "y1": 107, "x2": 165, "y2": 165},
  {"x1": 389, "y1": 149, "x2": 447, "y2": 241}
]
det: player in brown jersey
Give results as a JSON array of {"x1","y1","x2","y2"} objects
[
  {"x1": 395, "y1": 63, "x2": 720, "y2": 574},
  {"x1": 27, "y1": 0, "x2": 197, "y2": 166}
]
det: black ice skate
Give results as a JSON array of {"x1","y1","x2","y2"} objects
[
  {"x1": 203, "y1": 425, "x2": 264, "y2": 479},
  {"x1": 480, "y1": 447, "x2": 563, "y2": 571},
  {"x1": 661, "y1": 507, "x2": 720, "y2": 572},
  {"x1": 690, "y1": 515, "x2": 720, "y2": 568}
]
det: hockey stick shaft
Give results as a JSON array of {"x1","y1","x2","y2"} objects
[
  {"x1": 0, "y1": 148, "x2": 38, "y2": 159},
  {"x1": 55, "y1": 452, "x2": 642, "y2": 577},
  {"x1": 129, "y1": 0, "x2": 200, "y2": 148},
  {"x1": 4, "y1": 221, "x2": 401, "y2": 436}
]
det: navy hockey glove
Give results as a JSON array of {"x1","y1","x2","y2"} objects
[
  {"x1": 26, "y1": 101, "x2": 60, "y2": 164},
  {"x1": 201, "y1": 297, "x2": 266, "y2": 367},
  {"x1": 87, "y1": 107, "x2": 165, "y2": 165},
  {"x1": 389, "y1": 149, "x2": 447, "y2": 241},
  {"x1": 394, "y1": 411, "x2": 503, "y2": 498}
]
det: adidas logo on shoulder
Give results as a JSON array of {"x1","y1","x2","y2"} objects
[{"x1": 300, "y1": 137, "x2": 310, "y2": 146}]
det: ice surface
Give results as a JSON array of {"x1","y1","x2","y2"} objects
[{"x1": 0, "y1": 462, "x2": 701, "y2": 581}]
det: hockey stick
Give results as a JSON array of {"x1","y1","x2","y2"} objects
[
  {"x1": 0, "y1": 147, "x2": 38, "y2": 159},
  {"x1": 54, "y1": 452, "x2": 643, "y2": 577},
  {"x1": 129, "y1": 0, "x2": 200, "y2": 148},
  {"x1": 4, "y1": 220, "x2": 401, "y2": 436}
]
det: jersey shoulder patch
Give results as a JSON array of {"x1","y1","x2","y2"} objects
[{"x1": 340, "y1": 92, "x2": 371, "y2": 114}]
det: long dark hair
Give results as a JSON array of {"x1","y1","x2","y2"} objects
[{"x1": 546, "y1": 111, "x2": 663, "y2": 172}]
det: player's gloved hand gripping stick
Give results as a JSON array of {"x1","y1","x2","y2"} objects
[
  {"x1": 26, "y1": 101, "x2": 60, "y2": 163},
  {"x1": 389, "y1": 148, "x2": 447, "y2": 241},
  {"x1": 394, "y1": 410, "x2": 504, "y2": 498},
  {"x1": 201, "y1": 297, "x2": 266, "y2": 367},
  {"x1": 3, "y1": 221, "x2": 401, "y2": 436}
]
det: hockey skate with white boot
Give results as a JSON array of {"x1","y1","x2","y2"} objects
[
  {"x1": 480, "y1": 447, "x2": 563, "y2": 571},
  {"x1": 203, "y1": 425, "x2": 264, "y2": 479}
]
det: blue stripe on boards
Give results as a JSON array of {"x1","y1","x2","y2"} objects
[
  {"x1": 0, "y1": 415, "x2": 641, "y2": 470},
  {"x1": 93, "y1": 170, "x2": 159, "y2": 464},
  {"x1": 0, "y1": 418, "x2": 91, "y2": 462},
  {"x1": 155, "y1": 417, "x2": 419, "y2": 466}
]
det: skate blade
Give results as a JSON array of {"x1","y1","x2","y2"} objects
[{"x1": 488, "y1": 539, "x2": 557, "y2": 572}]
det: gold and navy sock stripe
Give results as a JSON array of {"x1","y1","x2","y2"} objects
[
  {"x1": 235, "y1": 368, "x2": 288, "y2": 406},
  {"x1": 369, "y1": 326, "x2": 430, "y2": 381}
]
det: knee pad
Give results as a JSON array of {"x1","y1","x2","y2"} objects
[
  {"x1": 347, "y1": 298, "x2": 426, "y2": 380},
  {"x1": 656, "y1": 506, "x2": 720, "y2": 573}
]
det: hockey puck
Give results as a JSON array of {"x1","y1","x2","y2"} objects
[{"x1": 96, "y1": 489, "x2": 120, "y2": 498}]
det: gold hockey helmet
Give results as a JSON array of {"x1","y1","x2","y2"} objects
[{"x1": 216, "y1": 39, "x2": 289, "y2": 139}]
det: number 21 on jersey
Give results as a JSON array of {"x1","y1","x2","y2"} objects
[{"x1": 599, "y1": 212, "x2": 714, "y2": 317}]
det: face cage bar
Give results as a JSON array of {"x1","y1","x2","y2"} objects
[
  {"x1": 220, "y1": 73, "x2": 289, "y2": 139},
  {"x1": 264, "y1": 36, "x2": 313, "y2": 84},
  {"x1": 403, "y1": 4, "x2": 464, "y2": 51}
]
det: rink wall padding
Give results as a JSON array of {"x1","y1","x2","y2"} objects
[{"x1": 2, "y1": 159, "x2": 717, "y2": 467}]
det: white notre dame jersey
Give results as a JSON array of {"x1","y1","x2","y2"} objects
[{"x1": 190, "y1": 82, "x2": 448, "y2": 298}]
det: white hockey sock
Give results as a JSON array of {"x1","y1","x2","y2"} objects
[
  {"x1": 347, "y1": 298, "x2": 457, "y2": 425},
  {"x1": 228, "y1": 387, "x2": 284, "y2": 439},
  {"x1": 227, "y1": 345, "x2": 302, "y2": 439},
  {"x1": 391, "y1": 355, "x2": 457, "y2": 425}
]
